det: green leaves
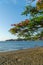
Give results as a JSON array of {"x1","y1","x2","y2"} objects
[
  {"x1": 36, "y1": 0, "x2": 43, "y2": 10},
  {"x1": 9, "y1": 0, "x2": 43, "y2": 40},
  {"x1": 22, "y1": 5, "x2": 39, "y2": 17},
  {"x1": 9, "y1": 16, "x2": 43, "y2": 40}
]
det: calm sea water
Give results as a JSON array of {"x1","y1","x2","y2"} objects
[{"x1": 0, "y1": 41, "x2": 43, "y2": 52}]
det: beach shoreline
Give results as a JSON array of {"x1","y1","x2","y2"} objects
[{"x1": 0, "y1": 47, "x2": 43, "y2": 65}]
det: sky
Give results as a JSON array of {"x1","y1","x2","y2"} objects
[{"x1": 0, "y1": 0, "x2": 36, "y2": 41}]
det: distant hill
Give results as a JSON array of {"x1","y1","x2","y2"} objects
[
  {"x1": 6, "y1": 37, "x2": 43, "y2": 41},
  {"x1": 6, "y1": 38, "x2": 26, "y2": 41}
]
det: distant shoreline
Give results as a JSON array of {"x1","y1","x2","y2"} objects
[{"x1": 6, "y1": 39, "x2": 43, "y2": 41}]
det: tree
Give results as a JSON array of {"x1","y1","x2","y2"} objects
[{"x1": 9, "y1": 0, "x2": 43, "y2": 40}]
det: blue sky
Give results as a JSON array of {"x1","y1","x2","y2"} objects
[{"x1": 0, "y1": 0, "x2": 36, "y2": 41}]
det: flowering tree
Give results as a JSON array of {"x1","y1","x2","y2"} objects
[{"x1": 9, "y1": 0, "x2": 43, "y2": 40}]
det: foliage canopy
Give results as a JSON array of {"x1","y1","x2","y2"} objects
[{"x1": 9, "y1": 0, "x2": 43, "y2": 40}]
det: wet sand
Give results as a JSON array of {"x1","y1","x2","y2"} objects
[{"x1": 0, "y1": 47, "x2": 43, "y2": 65}]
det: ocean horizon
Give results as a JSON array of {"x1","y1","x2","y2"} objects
[{"x1": 0, "y1": 40, "x2": 43, "y2": 52}]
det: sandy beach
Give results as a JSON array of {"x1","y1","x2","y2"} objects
[{"x1": 0, "y1": 47, "x2": 43, "y2": 65}]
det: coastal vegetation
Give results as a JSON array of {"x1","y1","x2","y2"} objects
[{"x1": 9, "y1": 0, "x2": 43, "y2": 40}]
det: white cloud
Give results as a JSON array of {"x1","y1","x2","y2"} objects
[{"x1": 0, "y1": 0, "x2": 17, "y2": 4}]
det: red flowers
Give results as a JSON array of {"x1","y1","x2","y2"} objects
[
  {"x1": 25, "y1": 19, "x2": 30, "y2": 24},
  {"x1": 11, "y1": 24, "x2": 17, "y2": 26},
  {"x1": 11, "y1": 19, "x2": 30, "y2": 27},
  {"x1": 18, "y1": 19, "x2": 29, "y2": 27},
  {"x1": 18, "y1": 23, "x2": 23, "y2": 26},
  {"x1": 37, "y1": 0, "x2": 42, "y2": 2}
]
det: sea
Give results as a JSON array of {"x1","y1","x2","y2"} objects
[{"x1": 0, "y1": 40, "x2": 43, "y2": 52}]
